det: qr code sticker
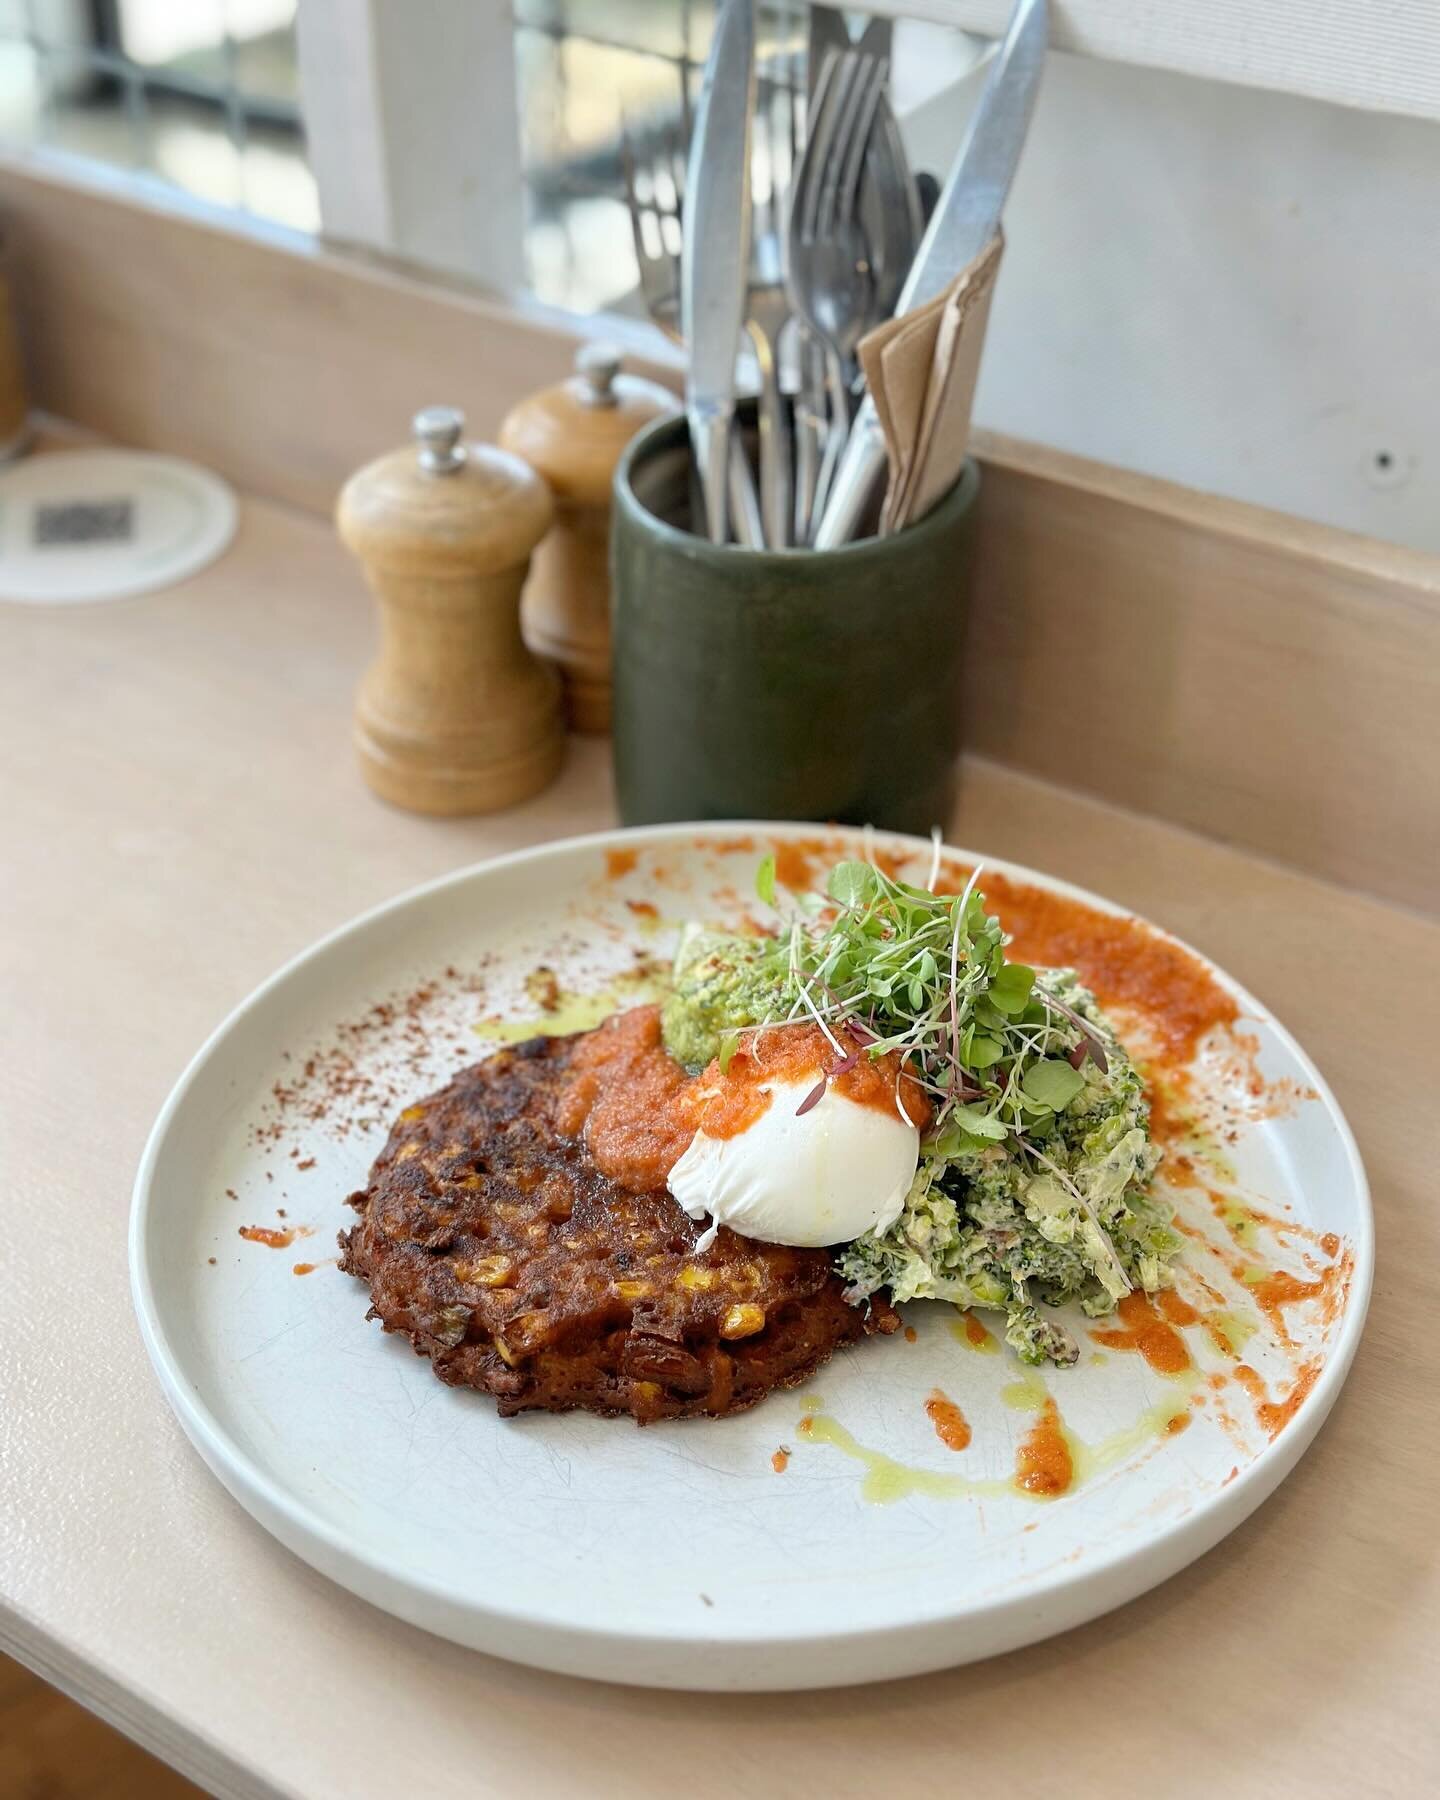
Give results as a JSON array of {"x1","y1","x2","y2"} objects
[{"x1": 33, "y1": 498, "x2": 135, "y2": 547}]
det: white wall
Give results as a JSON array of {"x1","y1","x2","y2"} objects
[
  {"x1": 902, "y1": 50, "x2": 1440, "y2": 550},
  {"x1": 877, "y1": 0, "x2": 1440, "y2": 122}
]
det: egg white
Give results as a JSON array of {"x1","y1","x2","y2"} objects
[{"x1": 668, "y1": 1075, "x2": 919, "y2": 1250}]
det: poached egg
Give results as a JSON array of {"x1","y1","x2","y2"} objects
[{"x1": 668, "y1": 1026, "x2": 925, "y2": 1251}]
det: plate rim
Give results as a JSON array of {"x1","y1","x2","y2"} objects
[{"x1": 129, "y1": 821, "x2": 1374, "y2": 1683}]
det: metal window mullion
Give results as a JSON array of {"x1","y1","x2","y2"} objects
[
  {"x1": 219, "y1": 15, "x2": 247, "y2": 210},
  {"x1": 121, "y1": 63, "x2": 146, "y2": 170}
]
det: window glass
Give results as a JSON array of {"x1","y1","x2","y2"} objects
[
  {"x1": 0, "y1": 0, "x2": 316, "y2": 232},
  {"x1": 516, "y1": 1, "x2": 812, "y2": 314}
]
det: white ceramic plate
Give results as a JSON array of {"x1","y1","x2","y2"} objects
[{"x1": 130, "y1": 826, "x2": 1371, "y2": 1690}]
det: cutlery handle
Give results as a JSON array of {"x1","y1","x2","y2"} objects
[
  {"x1": 727, "y1": 435, "x2": 763, "y2": 549},
  {"x1": 749, "y1": 323, "x2": 791, "y2": 551},
  {"x1": 794, "y1": 409, "x2": 820, "y2": 546},
  {"x1": 812, "y1": 397, "x2": 887, "y2": 549},
  {"x1": 793, "y1": 333, "x2": 825, "y2": 544},
  {"x1": 689, "y1": 403, "x2": 733, "y2": 545},
  {"x1": 812, "y1": 344, "x2": 853, "y2": 529}
]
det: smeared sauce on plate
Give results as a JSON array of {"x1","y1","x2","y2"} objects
[
  {"x1": 473, "y1": 961, "x2": 664, "y2": 1047},
  {"x1": 978, "y1": 873, "x2": 1238, "y2": 1064},
  {"x1": 1014, "y1": 1399, "x2": 1075, "y2": 1497},
  {"x1": 952, "y1": 1310, "x2": 999, "y2": 1354},
  {"x1": 798, "y1": 1371, "x2": 1193, "y2": 1505},
  {"x1": 1244, "y1": 1258, "x2": 1353, "y2": 1346},
  {"x1": 238, "y1": 1224, "x2": 311, "y2": 1249},
  {"x1": 797, "y1": 1412, "x2": 985, "y2": 1504},
  {"x1": 1089, "y1": 1290, "x2": 1197, "y2": 1377},
  {"x1": 1231, "y1": 1360, "x2": 1325, "y2": 1438},
  {"x1": 925, "y1": 1390, "x2": 972, "y2": 1452}
]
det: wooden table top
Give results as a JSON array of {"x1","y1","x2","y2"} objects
[{"x1": 2, "y1": 490, "x2": 1435, "y2": 1799}]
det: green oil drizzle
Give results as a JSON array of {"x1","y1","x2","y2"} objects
[
  {"x1": 472, "y1": 969, "x2": 663, "y2": 1044},
  {"x1": 1001, "y1": 1369, "x2": 1049, "y2": 1412},
  {"x1": 798, "y1": 1415, "x2": 1008, "y2": 1505},
  {"x1": 1204, "y1": 1144, "x2": 1240, "y2": 1186},
  {"x1": 1218, "y1": 1199, "x2": 1261, "y2": 1249},
  {"x1": 799, "y1": 1370, "x2": 1201, "y2": 1507},
  {"x1": 1152, "y1": 1085, "x2": 1238, "y2": 1185},
  {"x1": 627, "y1": 909, "x2": 674, "y2": 935},
  {"x1": 1086, "y1": 1391, "x2": 1195, "y2": 1471},
  {"x1": 949, "y1": 1311, "x2": 1001, "y2": 1355},
  {"x1": 1207, "y1": 1310, "x2": 1258, "y2": 1356}
]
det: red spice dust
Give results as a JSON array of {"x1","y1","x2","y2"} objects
[{"x1": 249, "y1": 960, "x2": 494, "y2": 1154}]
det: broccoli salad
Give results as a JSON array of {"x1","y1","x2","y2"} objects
[{"x1": 662, "y1": 852, "x2": 1181, "y2": 1365}]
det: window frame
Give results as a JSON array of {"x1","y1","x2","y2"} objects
[
  {"x1": 289, "y1": 0, "x2": 1440, "y2": 298},
  {"x1": 295, "y1": 0, "x2": 526, "y2": 292}
]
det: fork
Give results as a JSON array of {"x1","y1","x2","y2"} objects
[
  {"x1": 786, "y1": 49, "x2": 889, "y2": 530},
  {"x1": 621, "y1": 120, "x2": 764, "y2": 548},
  {"x1": 810, "y1": 7, "x2": 922, "y2": 356},
  {"x1": 747, "y1": 69, "x2": 800, "y2": 548}
]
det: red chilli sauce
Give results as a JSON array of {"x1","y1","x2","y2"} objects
[{"x1": 556, "y1": 1006, "x2": 930, "y2": 1194}]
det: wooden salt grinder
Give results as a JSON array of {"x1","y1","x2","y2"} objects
[
  {"x1": 337, "y1": 407, "x2": 563, "y2": 815},
  {"x1": 499, "y1": 344, "x2": 675, "y2": 733}
]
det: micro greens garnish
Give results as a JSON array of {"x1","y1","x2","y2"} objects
[{"x1": 749, "y1": 851, "x2": 1130, "y2": 1284}]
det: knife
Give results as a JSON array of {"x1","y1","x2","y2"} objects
[
  {"x1": 812, "y1": 0, "x2": 1047, "y2": 549},
  {"x1": 683, "y1": 0, "x2": 756, "y2": 545}
]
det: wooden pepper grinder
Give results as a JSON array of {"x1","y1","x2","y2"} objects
[
  {"x1": 337, "y1": 406, "x2": 563, "y2": 815},
  {"x1": 499, "y1": 344, "x2": 675, "y2": 733}
]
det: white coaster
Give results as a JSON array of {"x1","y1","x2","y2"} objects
[{"x1": 0, "y1": 448, "x2": 238, "y2": 604}]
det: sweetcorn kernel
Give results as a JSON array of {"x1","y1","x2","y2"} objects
[
  {"x1": 720, "y1": 1304, "x2": 766, "y2": 1340},
  {"x1": 615, "y1": 1279, "x2": 653, "y2": 1302},
  {"x1": 678, "y1": 1265, "x2": 716, "y2": 1290},
  {"x1": 456, "y1": 1254, "x2": 515, "y2": 1288}
]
